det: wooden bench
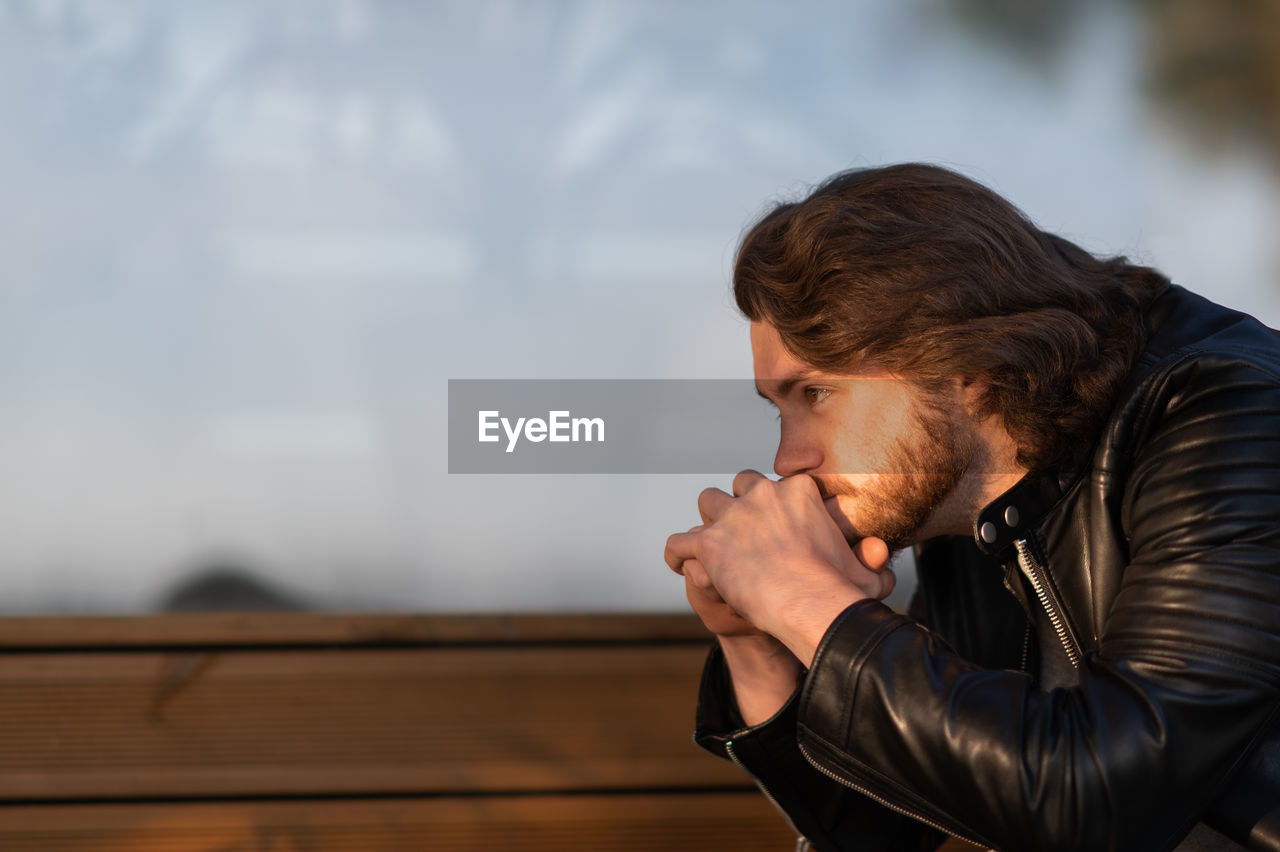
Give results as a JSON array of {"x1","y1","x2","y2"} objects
[{"x1": 0, "y1": 613, "x2": 800, "y2": 850}]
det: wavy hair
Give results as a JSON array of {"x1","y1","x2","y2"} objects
[{"x1": 734, "y1": 163, "x2": 1170, "y2": 472}]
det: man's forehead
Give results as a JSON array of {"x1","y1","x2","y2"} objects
[
  {"x1": 749, "y1": 321, "x2": 804, "y2": 372},
  {"x1": 749, "y1": 321, "x2": 900, "y2": 395},
  {"x1": 752, "y1": 324, "x2": 811, "y2": 390}
]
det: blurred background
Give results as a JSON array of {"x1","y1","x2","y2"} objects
[{"x1": 0, "y1": 0, "x2": 1277, "y2": 614}]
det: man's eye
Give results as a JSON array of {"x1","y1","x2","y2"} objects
[{"x1": 804, "y1": 387, "x2": 831, "y2": 405}]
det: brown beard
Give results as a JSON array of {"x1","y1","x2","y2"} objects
[{"x1": 814, "y1": 395, "x2": 976, "y2": 552}]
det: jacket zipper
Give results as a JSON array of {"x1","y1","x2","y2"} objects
[
  {"x1": 795, "y1": 741, "x2": 987, "y2": 848},
  {"x1": 1014, "y1": 537, "x2": 1082, "y2": 669},
  {"x1": 1019, "y1": 622, "x2": 1032, "y2": 673},
  {"x1": 724, "y1": 738, "x2": 806, "y2": 846}
]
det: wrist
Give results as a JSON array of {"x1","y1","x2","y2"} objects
[
  {"x1": 775, "y1": 583, "x2": 866, "y2": 667},
  {"x1": 717, "y1": 634, "x2": 803, "y2": 727},
  {"x1": 718, "y1": 632, "x2": 799, "y2": 678}
]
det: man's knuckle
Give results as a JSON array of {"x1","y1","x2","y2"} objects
[
  {"x1": 697, "y1": 487, "x2": 720, "y2": 507},
  {"x1": 699, "y1": 526, "x2": 727, "y2": 557},
  {"x1": 783, "y1": 474, "x2": 815, "y2": 494}
]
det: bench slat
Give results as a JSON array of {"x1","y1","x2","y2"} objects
[
  {"x1": 0, "y1": 644, "x2": 743, "y2": 799},
  {"x1": 0, "y1": 613, "x2": 711, "y2": 649},
  {"x1": 0, "y1": 793, "x2": 798, "y2": 851}
]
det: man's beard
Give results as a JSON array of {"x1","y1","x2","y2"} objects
[{"x1": 815, "y1": 397, "x2": 977, "y2": 553}]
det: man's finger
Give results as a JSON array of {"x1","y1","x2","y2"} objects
[
  {"x1": 815, "y1": 482, "x2": 862, "y2": 542},
  {"x1": 697, "y1": 487, "x2": 733, "y2": 523},
  {"x1": 731, "y1": 469, "x2": 769, "y2": 497},
  {"x1": 878, "y1": 565, "x2": 897, "y2": 600},
  {"x1": 682, "y1": 558, "x2": 715, "y2": 591},
  {"x1": 664, "y1": 530, "x2": 699, "y2": 574},
  {"x1": 781, "y1": 473, "x2": 822, "y2": 498},
  {"x1": 682, "y1": 564, "x2": 723, "y2": 602}
]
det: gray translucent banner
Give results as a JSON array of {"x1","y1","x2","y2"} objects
[
  {"x1": 447, "y1": 378, "x2": 1021, "y2": 476},
  {"x1": 449, "y1": 380, "x2": 778, "y2": 474}
]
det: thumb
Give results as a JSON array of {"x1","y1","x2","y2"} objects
[{"x1": 853, "y1": 536, "x2": 891, "y2": 572}]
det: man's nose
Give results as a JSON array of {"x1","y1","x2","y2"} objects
[{"x1": 773, "y1": 424, "x2": 823, "y2": 478}]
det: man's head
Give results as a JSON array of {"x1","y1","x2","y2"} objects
[{"x1": 736, "y1": 163, "x2": 1170, "y2": 475}]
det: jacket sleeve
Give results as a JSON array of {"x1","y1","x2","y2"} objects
[
  {"x1": 691, "y1": 540, "x2": 1025, "y2": 849},
  {"x1": 692, "y1": 642, "x2": 946, "y2": 852},
  {"x1": 791, "y1": 354, "x2": 1280, "y2": 851}
]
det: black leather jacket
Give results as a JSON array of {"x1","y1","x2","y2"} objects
[{"x1": 694, "y1": 285, "x2": 1280, "y2": 851}]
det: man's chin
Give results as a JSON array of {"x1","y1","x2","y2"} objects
[{"x1": 822, "y1": 492, "x2": 929, "y2": 553}]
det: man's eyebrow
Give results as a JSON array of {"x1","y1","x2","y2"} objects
[{"x1": 755, "y1": 370, "x2": 820, "y2": 404}]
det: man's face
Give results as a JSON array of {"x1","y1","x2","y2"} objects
[{"x1": 750, "y1": 322, "x2": 977, "y2": 551}]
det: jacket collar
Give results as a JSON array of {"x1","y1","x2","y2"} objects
[{"x1": 971, "y1": 465, "x2": 1077, "y2": 558}]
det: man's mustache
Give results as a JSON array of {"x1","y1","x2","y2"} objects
[{"x1": 807, "y1": 475, "x2": 860, "y2": 502}]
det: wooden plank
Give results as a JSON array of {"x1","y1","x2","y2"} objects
[
  {"x1": 0, "y1": 793, "x2": 798, "y2": 851},
  {"x1": 0, "y1": 613, "x2": 712, "y2": 649},
  {"x1": 0, "y1": 644, "x2": 744, "y2": 799}
]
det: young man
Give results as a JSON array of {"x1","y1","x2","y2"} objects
[{"x1": 664, "y1": 164, "x2": 1280, "y2": 851}]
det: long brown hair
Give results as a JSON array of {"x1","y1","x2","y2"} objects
[{"x1": 734, "y1": 163, "x2": 1170, "y2": 472}]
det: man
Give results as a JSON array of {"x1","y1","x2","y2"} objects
[{"x1": 664, "y1": 164, "x2": 1280, "y2": 851}]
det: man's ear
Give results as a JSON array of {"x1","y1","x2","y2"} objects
[{"x1": 958, "y1": 376, "x2": 988, "y2": 416}]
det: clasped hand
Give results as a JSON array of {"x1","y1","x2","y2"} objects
[{"x1": 664, "y1": 470, "x2": 896, "y2": 666}]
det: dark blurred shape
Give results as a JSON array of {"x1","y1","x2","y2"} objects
[
  {"x1": 159, "y1": 563, "x2": 307, "y2": 612},
  {"x1": 948, "y1": 0, "x2": 1280, "y2": 164},
  {"x1": 943, "y1": 0, "x2": 1084, "y2": 72},
  {"x1": 1144, "y1": 0, "x2": 1280, "y2": 159}
]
